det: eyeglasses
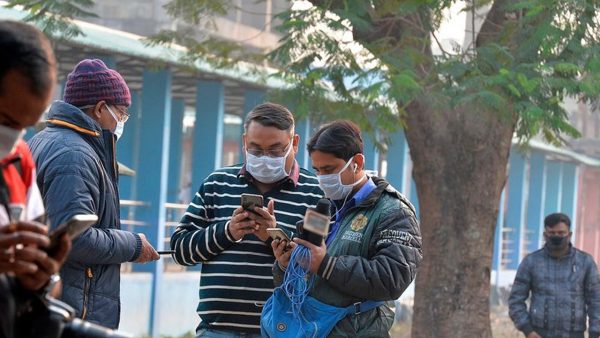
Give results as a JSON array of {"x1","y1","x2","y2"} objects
[
  {"x1": 79, "y1": 104, "x2": 130, "y2": 123},
  {"x1": 110, "y1": 105, "x2": 130, "y2": 123},
  {"x1": 246, "y1": 142, "x2": 292, "y2": 158}
]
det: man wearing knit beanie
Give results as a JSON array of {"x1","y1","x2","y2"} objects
[{"x1": 29, "y1": 59, "x2": 159, "y2": 329}]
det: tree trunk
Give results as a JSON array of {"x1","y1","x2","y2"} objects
[
  {"x1": 314, "y1": 2, "x2": 521, "y2": 336},
  {"x1": 406, "y1": 100, "x2": 516, "y2": 337}
]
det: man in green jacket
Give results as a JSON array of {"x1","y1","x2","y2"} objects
[{"x1": 273, "y1": 120, "x2": 422, "y2": 337}]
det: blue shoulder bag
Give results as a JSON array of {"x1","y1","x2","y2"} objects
[
  {"x1": 260, "y1": 286, "x2": 382, "y2": 338},
  {"x1": 260, "y1": 246, "x2": 382, "y2": 338}
]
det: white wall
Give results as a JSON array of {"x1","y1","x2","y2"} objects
[{"x1": 120, "y1": 272, "x2": 201, "y2": 337}]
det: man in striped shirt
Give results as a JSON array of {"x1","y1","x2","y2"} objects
[{"x1": 171, "y1": 103, "x2": 323, "y2": 337}]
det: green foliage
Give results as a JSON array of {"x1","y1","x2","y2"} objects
[
  {"x1": 5, "y1": 0, "x2": 97, "y2": 38},
  {"x1": 11, "y1": 0, "x2": 599, "y2": 145},
  {"x1": 163, "y1": 0, "x2": 230, "y2": 25},
  {"x1": 268, "y1": 0, "x2": 597, "y2": 145}
]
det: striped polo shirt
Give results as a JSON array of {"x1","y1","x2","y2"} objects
[{"x1": 171, "y1": 162, "x2": 323, "y2": 333}]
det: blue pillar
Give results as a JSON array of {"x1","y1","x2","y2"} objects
[
  {"x1": 525, "y1": 152, "x2": 546, "y2": 253},
  {"x1": 193, "y1": 80, "x2": 225, "y2": 191},
  {"x1": 240, "y1": 90, "x2": 265, "y2": 160},
  {"x1": 295, "y1": 118, "x2": 312, "y2": 170},
  {"x1": 60, "y1": 78, "x2": 67, "y2": 100},
  {"x1": 505, "y1": 152, "x2": 527, "y2": 269},
  {"x1": 135, "y1": 69, "x2": 172, "y2": 337},
  {"x1": 117, "y1": 91, "x2": 141, "y2": 201},
  {"x1": 544, "y1": 161, "x2": 563, "y2": 216},
  {"x1": 243, "y1": 90, "x2": 265, "y2": 117},
  {"x1": 362, "y1": 132, "x2": 380, "y2": 173},
  {"x1": 168, "y1": 99, "x2": 185, "y2": 203},
  {"x1": 386, "y1": 129, "x2": 409, "y2": 194},
  {"x1": 493, "y1": 189, "x2": 506, "y2": 274},
  {"x1": 561, "y1": 162, "x2": 578, "y2": 239},
  {"x1": 409, "y1": 178, "x2": 420, "y2": 217},
  {"x1": 88, "y1": 54, "x2": 116, "y2": 68}
]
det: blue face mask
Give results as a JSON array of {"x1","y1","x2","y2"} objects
[
  {"x1": 105, "y1": 105, "x2": 124, "y2": 141},
  {"x1": 245, "y1": 141, "x2": 293, "y2": 184},
  {"x1": 317, "y1": 157, "x2": 363, "y2": 201}
]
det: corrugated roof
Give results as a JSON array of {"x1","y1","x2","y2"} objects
[
  {"x1": 0, "y1": 3, "x2": 288, "y2": 89},
  {"x1": 514, "y1": 138, "x2": 600, "y2": 167}
]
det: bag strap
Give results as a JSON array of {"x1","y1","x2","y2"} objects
[{"x1": 345, "y1": 300, "x2": 384, "y2": 316}]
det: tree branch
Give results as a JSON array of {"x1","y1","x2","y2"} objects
[{"x1": 476, "y1": 0, "x2": 519, "y2": 48}]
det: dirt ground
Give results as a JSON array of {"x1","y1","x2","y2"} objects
[{"x1": 390, "y1": 305, "x2": 522, "y2": 338}]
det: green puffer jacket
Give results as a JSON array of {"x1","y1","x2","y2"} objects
[{"x1": 274, "y1": 177, "x2": 422, "y2": 337}]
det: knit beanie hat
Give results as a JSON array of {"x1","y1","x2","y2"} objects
[{"x1": 63, "y1": 59, "x2": 131, "y2": 107}]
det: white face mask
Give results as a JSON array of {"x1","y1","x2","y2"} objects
[
  {"x1": 0, "y1": 125, "x2": 23, "y2": 159},
  {"x1": 106, "y1": 105, "x2": 124, "y2": 141},
  {"x1": 317, "y1": 157, "x2": 364, "y2": 201},
  {"x1": 245, "y1": 141, "x2": 293, "y2": 184}
]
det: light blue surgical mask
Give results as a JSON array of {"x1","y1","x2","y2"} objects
[
  {"x1": 245, "y1": 141, "x2": 293, "y2": 184},
  {"x1": 317, "y1": 156, "x2": 364, "y2": 201},
  {"x1": 105, "y1": 105, "x2": 124, "y2": 141}
]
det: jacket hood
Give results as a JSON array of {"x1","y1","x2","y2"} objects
[
  {"x1": 358, "y1": 176, "x2": 417, "y2": 215},
  {"x1": 46, "y1": 100, "x2": 102, "y2": 137}
]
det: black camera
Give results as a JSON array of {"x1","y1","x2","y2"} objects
[{"x1": 14, "y1": 289, "x2": 131, "y2": 338}]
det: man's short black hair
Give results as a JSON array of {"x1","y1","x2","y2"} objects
[
  {"x1": 244, "y1": 102, "x2": 295, "y2": 132},
  {"x1": 544, "y1": 213, "x2": 571, "y2": 229},
  {"x1": 0, "y1": 20, "x2": 54, "y2": 96},
  {"x1": 307, "y1": 120, "x2": 363, "y2": 161}
]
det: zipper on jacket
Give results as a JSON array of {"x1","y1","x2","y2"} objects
[{"x1": 81, "y1": 267, "x2": 93, "y2": 320}]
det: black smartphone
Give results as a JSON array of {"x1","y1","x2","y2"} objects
[
  {"x1": 241, "y1": 193, "x2": 263, "y2": 212},
  {"x1": 46, "y1": 214, "x2": 98, "y2": 255}
]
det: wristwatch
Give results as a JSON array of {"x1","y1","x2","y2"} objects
[{"x1": 42, "y1": 273, "x2": 61, "y2": 296}]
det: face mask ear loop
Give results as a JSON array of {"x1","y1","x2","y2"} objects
[
  {"x1": 332, "y1": 157, "x2": 359, "y2": 220},
  {"x1": 283, "y1": 139, "x2": 294, "y2": 176}
]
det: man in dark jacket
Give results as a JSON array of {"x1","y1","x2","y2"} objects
[
  {"x1": 272, "y1": 120, "x2": 422, "y2": 337},
  {"x1": 28, "y1": 59, "x2": 159, "y2": 329},
  {"x1": 509, "y1": 213, "x2": 600, "y2": 338}
]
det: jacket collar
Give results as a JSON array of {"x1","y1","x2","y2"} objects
[
  {"x1": 543, "y1": 243, "x2": 574, "y2": 259},
  {"x1": 45, "y1": 101, "x2": 118, "y2": 179},
  {"x1": 45, "y1": 101, "x2": 102, "y2": 137},
  {"x1": 355, "y1": 176, "x2": 417, "y2": 215}
]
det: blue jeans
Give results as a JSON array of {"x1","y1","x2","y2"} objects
[{"x1": 196, "y1": 328, "x2": 262, "y2": 338}]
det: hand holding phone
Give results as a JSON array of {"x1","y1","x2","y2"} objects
[
  {"x1": 241, "y1": 193, "x2": 263, "y2": 212},
  {"x1": 267, "y1": 227, "x2": 292, "y2": 252},
  {"x1": 46, "y1": 214, "x2": 98, "y2": 255},
  {"x1": 266, "y1": 228, "x2": 290, "y2": 241}
]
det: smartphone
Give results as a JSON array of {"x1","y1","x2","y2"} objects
[
  {"x1": 266, "y1": 228, "x2": 291, "y2": 241},
  {"x1": 46, "y1": 214, "x2": 98, "y2": 254},
  {"x1": 157, "y1": 250, "x2": 175, "y2": 255},
  {"x1": 241, "y1": 193, "x2": 263, "y2": 212},
  {"x1": 302, "y1": 209, "x2": 331, "y2": 237}
]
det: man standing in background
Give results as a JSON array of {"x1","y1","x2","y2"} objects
[{"x1": 509, "y1": 213, "x2": 600, "y2": 338}]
